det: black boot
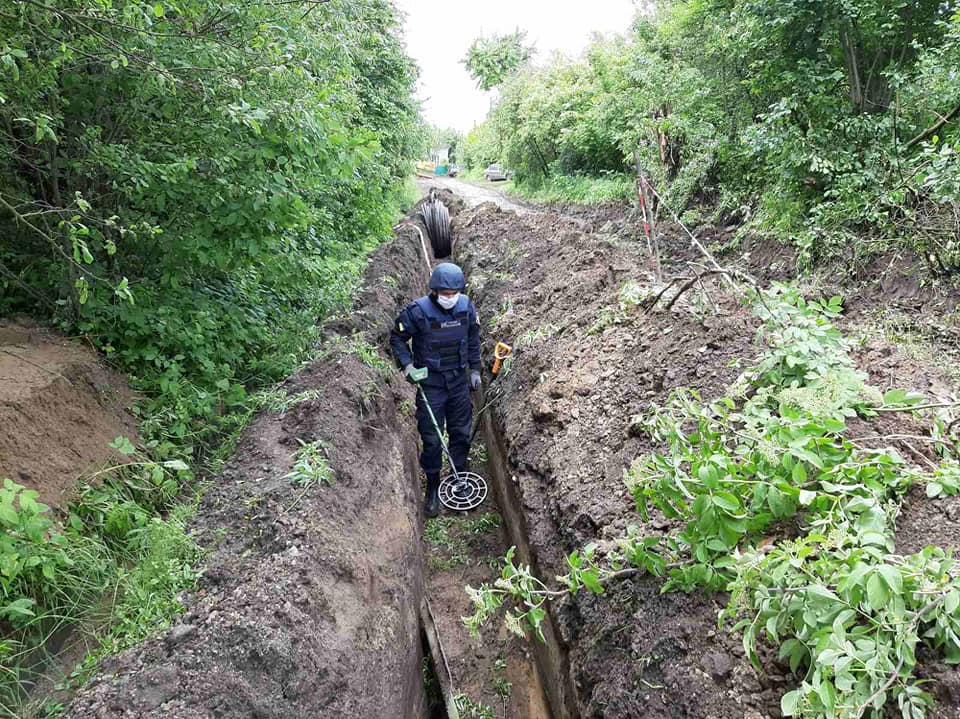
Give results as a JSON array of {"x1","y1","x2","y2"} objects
[{"x1": 424, "y1": 472, "x2": 441, "y2": 518}]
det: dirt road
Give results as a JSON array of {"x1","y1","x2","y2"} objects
[{"x1": 418, "y1": 176, "x2": 532, "y2": 214}]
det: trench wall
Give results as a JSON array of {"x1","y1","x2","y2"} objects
[{"x1": 64, "y1": 219, "x2": 434, "y2": 718}]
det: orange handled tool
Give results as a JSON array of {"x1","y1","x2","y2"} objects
[{"x1": 491, "y1": 342, "x2": 513, "y2": 375}]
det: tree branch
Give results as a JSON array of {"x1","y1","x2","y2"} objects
[{"x1": 905, "y1": 103, "x2": 960, "y2": 149}]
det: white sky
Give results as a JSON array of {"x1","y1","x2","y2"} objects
[{"x1": 394, "y1": 0, "x2": 640, "y2": 133}]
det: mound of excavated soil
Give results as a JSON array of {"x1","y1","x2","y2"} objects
[
  {"x1": 456, "y1": 202, "x2": 771, "y2": 719},
  {"x1": 64, "y1": 209, "x2": 435, "y2": 718},
  {"x1": 0, "y1": 322, "x2": 137, "y2": 511},
  {"x1": 454, "y1": 197, "x2": 960, "y2": 719}
]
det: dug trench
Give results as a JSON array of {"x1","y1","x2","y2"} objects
[
  {"x1": 56, "y1": 185, "x2": 960, "y2": 718},
  {"x1": 60, "y1": 192, "x2": 555, "y2": 719}
]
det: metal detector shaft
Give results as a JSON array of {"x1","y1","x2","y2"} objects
[
  {"x1": 416, "y1": 383, "x2": 461, "y2": 482},
  {"x1": 469, "y1": 385, "x2": 500, "y2": 445},
  {"x1": 469, "y1": 341, "x2": 512, "y2": 444}
]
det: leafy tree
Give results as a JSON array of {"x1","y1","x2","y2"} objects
[
  {"x1": 462, "y1": 121, "x2": 500, "y2": 170},
  {"x1": 0, "y1": 0, "x2": 421, "y2": 452},
  {"x1": 462, "y1": 30, "x2": 535, "y2": 91},
  {"x1": 469, "y1": 1, "x2": 960, "y2": 271}
]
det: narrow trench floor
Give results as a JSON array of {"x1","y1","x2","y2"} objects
[{"x1": 423, "y1": 440, "x2": 551, "y2": 719}]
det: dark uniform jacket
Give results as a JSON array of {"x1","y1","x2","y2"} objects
[{"x1": 390, "y1": 294, "x2": 481, "y2": 386}]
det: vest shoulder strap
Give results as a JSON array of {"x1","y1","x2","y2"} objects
[{"x1": 410, "y1": 297, "x2": 434, "y2": 323}]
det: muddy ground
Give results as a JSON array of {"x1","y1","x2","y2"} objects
[
  {"x1": 0, "y1": 322, "x2": 138, "y2": 512},
  {"x1": 448, "y1": 183, "x2": 960, "y2": 718},
  {"x1": 422, "y1": 438, "x2": 551, "y2": 719}
]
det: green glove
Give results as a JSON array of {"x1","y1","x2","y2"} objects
[{"x1": 404, "y1": 364, "x2": 427, "y2": 383}]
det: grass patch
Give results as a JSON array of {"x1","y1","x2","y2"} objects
[
  {"x1": 454, "y1": 693, "x2": 495, "y2": 719},
  {"x1": 424, "y1": 512, "x2": 502, "y2": 571},
  {"x1": 284, "y1": 440, "x2": 334, "y2": 488},
  {"x1": 516, "y1": 324, "x2": 562, "y2": 348},
  {"x1": 505, "y1": 173, "x2": 634, "y2": 204},
  {"x1": 0, "y1": 459, "x2": 202, "y2": 716}
]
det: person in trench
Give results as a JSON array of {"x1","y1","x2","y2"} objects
[{"x1": 389, "y1": 262, "x2": 482, "y2": 517}]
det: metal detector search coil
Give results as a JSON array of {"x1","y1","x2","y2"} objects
[
  {"x1": 414, "y1": 376, "x2": 490, "y2": 513},
  {"x1": 438, "y1": 471, "x2": 487, "y2": 512}
]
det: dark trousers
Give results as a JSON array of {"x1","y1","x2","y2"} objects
[{"x1": 415, "y1": 371, "x2": 472, "y2": 475}]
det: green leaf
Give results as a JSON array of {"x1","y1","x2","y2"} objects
[
  {"x1": 808, "y1": 585, "x2": 840, "y2": 603},
  {"x1": 698, "y1": 464, "x2": 719, "y2": 489},
  {"x1": 877, "y1": 564, "x2": 902, "y2": 595},
  {"x1": 860, "y1": 531, "x2": 888, "y2": 547},
  {"x1": 866, "y1": 572, "x2": 889, "y2": 609},
  {"x1": 110, "y1": 436, "x2": 136, "y2": 455},
  {"x1": 580, "y1": 569, "x2": 603, "y2": 594},
  {"x1": 767, "y1": 486, "x2": 792, "y2": 518},
  {"x1": 712, "y1": 491, "x2": 741, "y2": 512},
  {"x1": 2, "y1": 598, "x2": 36, "y2": 618},
  {"x1": 0, "y1": 502, "x2": 18, "y2": 525},
  {"x1": 817, "y1": 678, "x2": 836, "y2": 711},
  {"x1": 883, "y1": 388, "x2": 908, "y2": 404},
  {"x1": 792, "y1": 463, "x2": 807, "y2": 484},
  {"x1": 781, "y1": 689, "x2": 801, "y2": 716},
  {"x1": 944, "y1": 589, "x2": 959, "y2": 615}
]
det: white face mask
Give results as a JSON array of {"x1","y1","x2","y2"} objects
[{"x1": 436, "y1": 292, "x2": 460, "y2": 310}]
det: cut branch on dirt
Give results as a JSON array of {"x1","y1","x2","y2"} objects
[
  {"x1": 643, "y1": 270, "x2": 726, "y2": 314},
  {"x1": 662, "y1": 270, "x2": 723, "y2": 312},
  {"x1": 639, "y1": 178, "x2": 753, "y2": 297},
  {"x1": 854, "y1": 592, "x2": 948, "y2": 719},
  {"x1": 873, "y1": 401, "x2": 960, "y2": 413}
]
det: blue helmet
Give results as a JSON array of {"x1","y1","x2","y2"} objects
[{"x1": 429, "y1": 262, "x2": 466, "y2": 291}]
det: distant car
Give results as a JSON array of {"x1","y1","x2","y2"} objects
[{"x1": 483, "y1": 163, "x2": 508, "y2": 182}]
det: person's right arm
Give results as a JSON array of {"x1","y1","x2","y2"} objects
[{"x1": 389, "y1": 305, "x2": 417, "y2": 371}]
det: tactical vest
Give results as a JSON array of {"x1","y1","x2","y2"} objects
[{"x1": 410, "y1": 295, "x2": 470, "y2": 372}]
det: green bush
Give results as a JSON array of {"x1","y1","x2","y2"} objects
[
  {"x1": 0, "y1": 466, "x2": 200, "y2": 715},
  {"x1": 0, "y1": 0, "x2": 422, "y2": 459},
  {"x1": 468, "y1": 2, "x2": 960, "y2": 270},
  {"x1": 505, "y1": 173, "x2": 634, "y2": 204},
  {"x1": 0, "y1": 0, "x2": 421, "y2": 710}
]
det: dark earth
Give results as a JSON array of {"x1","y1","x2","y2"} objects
[
  {"x1": 447, "y1": 180, "x2": 960, "y2": 719},
  {"x1": 47, "y1": 180, "x2": 960, "y2": 718}
]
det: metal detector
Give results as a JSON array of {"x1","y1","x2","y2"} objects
[{"x1": 408, "y1": 367, "x2": 488, "y2": 512}]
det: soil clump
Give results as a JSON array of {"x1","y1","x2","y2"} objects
[{"x1": 0, "y1": 321, "x2": 137, "y2": 511}]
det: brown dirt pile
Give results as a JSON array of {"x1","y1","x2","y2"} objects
[
  {"x1": 64, "y1": 209, "x2": 435, "y2": 718},
  {"x1": 454, "y1": 199, "x2": 960, "y2": 718},
  {"x1": 0, "y1": 322, "x2": 137, "y2": 511}
]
